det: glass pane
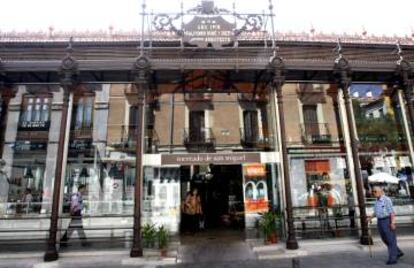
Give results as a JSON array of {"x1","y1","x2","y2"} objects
[{"x1": 351, "y1": 84, "x2": 413, "y2": 202}]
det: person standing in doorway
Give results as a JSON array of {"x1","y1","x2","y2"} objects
[
  {"x1": 367, "y1": 186, "x2": 404, "y2": 265},
  {"x1": 61, "y1": 184, "x2": 89, "y2": 247},
  {"x1": 184, "y1": 188, "x2": 203, "y2": 234}
]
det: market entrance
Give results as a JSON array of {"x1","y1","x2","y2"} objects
[{"x1": 181, "y1": 164, "x2": 245, "y2": 231}]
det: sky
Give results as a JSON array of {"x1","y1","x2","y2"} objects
[{"x1": 0, "y1": 0, "x2": 413, "y2": 37}]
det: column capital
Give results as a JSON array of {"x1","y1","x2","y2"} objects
[
  {"x1": 395, "y1": 41, "x2": 413, "y2": 94},
  {"x1": 333, "y1": 39, "x2": 352, "y2": 90},
  {"x1": 268, "y1": 54, "x2": 285, "y2": 91},
  {"x1": 131, "y1": 55, "x2": 152, "y2": 101},
  {"x1": 59, "y1": 37, "x2": 79, "y2": 89}
]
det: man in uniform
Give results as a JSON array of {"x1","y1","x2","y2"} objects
[{"x1": 367, "y1": 185, "x2": 404, "y2": 265}]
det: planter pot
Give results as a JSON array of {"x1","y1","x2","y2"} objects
[{"x1": 267, "y1": 233, "x2": 278, "y2": 244}]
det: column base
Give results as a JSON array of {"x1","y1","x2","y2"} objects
[
  {"x1": 360, "y1": 234, "x2": 373, "y2": 245},
  {"x1": 130, "y1": 247, "x2": 143, "y2": 257},
  {"x1": 44, "y1": 249, "x2": 59, "y2": 262},
  {"x1": 286, "y1": 237, "x2": 299, "y2": 250}
]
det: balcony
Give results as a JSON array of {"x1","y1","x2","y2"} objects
[
  {"x1": 184, "y1": 93, "x2": 213, "y2": 102},
  {"x1": 70, "y1": 127, "x2": 93, "y2": 140},
  {"x1": 111, "y1": 126, "x2": 159, "y2": 153},
  {"x1": 184, "y1": 128, "x2": 215, "y2": 152},
  {"x1": 300, "y1": 123, "x2": 332, "y2": 145},
  {"x1": 240, "y1": 128, "x2": 272, "y2": 150}
]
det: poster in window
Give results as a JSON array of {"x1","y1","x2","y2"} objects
[{"x1": 243, "y1": 164, "x2": 268, "y2": 214}]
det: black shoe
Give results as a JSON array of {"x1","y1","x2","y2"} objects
[
  {"x1": 386, "y1": 260, "x2": 397, "y2": 265},
  {"x1": 398, "y1": 252, "x2": 404, "y2": 259}
]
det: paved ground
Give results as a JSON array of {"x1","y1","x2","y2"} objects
[{"x1": 1, "y1": 232, "x2": 414, "y2": 267}]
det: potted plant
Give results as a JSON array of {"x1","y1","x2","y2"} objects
[
  {"x1": 157, "y1": 225, "x2": 169, "y2": 257},
  {"x1": 142, "y1": 223, "x2": 157, "y2": 248},
  {"x1": 259, "y1": 211, "x2": 280, "y2": 244}
]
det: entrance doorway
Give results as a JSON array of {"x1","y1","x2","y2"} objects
[{"x1": 182, "y1": 165, "x2": 245, "y2": 231}]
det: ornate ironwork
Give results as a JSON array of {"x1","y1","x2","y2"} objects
[
  {"x1": 152, "y1": 14, "x2": 183, "y2": 36},
  {"x1": 150, "y1": 0, "x2": 268, "y2": 46},
  {"x1": 187, "y1": 0, "x2": 230, "y2": 15},
  {"x1": 59, "y1": 37, "x2": 78, "y2": 88},
  {"x1": 395, "y1": 40, "x2": 414, "y2": 100},
  {"x1": 234, "y1": 14, "x2": 264, "y2": 36},
  {"x1": 334, "y1": 38, "x2": 352, "y2": 90}
]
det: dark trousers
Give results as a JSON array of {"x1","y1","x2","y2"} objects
[
  {"x1": 61, "y1": 211, "x2": 87, "y2": 245},
  {"x1": 377, "y1": 217, "x2": 402, "y2": 262}
]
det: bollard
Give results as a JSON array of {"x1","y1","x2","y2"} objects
[{"x1": 292, "y1": 258, "x2": 300, "y2": 268}]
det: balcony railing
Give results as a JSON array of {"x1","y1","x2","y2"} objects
[
  {"x1": 70, "y1": 126, "x2": 93, "y2": 140},
  {"x1": 240, "y1": 128, "x2": 272, "y2": 150},
  {"x1": 183, "y1": 128, "x2": 215, "y2": 151},
  {"x1": 184, "y1": 93, "x2": 213, "y2": 102},
  {"x1": 300, "y1": 123, "x2": 332, "y2": 145},
  {"x1": 112, "y1": 126, "x2": 159, "y2": 153}
]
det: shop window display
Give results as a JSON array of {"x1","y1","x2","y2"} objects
[
  {"x1": 351, "y1": 84, "x2": 413, "y2": 202},
  {"x1": 142, "y1": 167, "x2": 181, "y2": 233},
  {"x1": 6, "y1": 159, "x2": 46, "y2": 215}
]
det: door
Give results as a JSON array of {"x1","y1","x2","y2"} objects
[
  {"x1": 189, "y1": 111, "x2": 205, "y2": 142},
  {"x1": 243, "y1": 110, "x2": 258, "y2": 143},
  {"x1": 303, "y1": 105, "x2": 319, "y2": 137}
]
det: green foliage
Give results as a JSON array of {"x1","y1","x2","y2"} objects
[
  {"x1": 352, "y1": 100, "x2": 403, "y2": 149},
  {"x1": 157, "y1": 225, "x2": 169, "y2": 249},
  {"x1": 142, "y1": 223, "x2": 157, "y2": 248},
  {"x1": 259, "y1": 212, "x2": 280, "y2": 238}
]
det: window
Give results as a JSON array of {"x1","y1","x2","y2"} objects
[
  {"x1": 20, "y1": 96, "x2": 51, "y2": 127},
  {"x1": 73, "y1": 96, "x2": 94, "y2": 130}
]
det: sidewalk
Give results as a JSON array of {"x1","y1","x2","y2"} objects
[{"x1": 0, "y1": 234, "x2": 413, "y2": 268}]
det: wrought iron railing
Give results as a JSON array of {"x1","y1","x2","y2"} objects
[
  {"x1": 300, "y1": 123, "x2": 332, "y2": 144},
  {"x1": 240, "y1": 128, "x2": 272, "y2": 149},
  {"x1": 112, "y1": 125, "x2": 159, "y2": 153},
  {"x1": 70, "y1": 127, "x2": 93, "y2": 140},
  {"x1": 183, "y1": 128, "x2": 215, "y2": 146}
]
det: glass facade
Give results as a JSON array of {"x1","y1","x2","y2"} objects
[
  {"x1": 0, "y1": 80, "x2": 413, "y2": 247},
  {"x1": 351, "y1": 84, "x2": 414, "y2": 219}
]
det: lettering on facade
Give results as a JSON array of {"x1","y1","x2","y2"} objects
[
  {"x1": 161, "y1": 153, "x2": 261, "y2": 165},
  {"x1": 18, "y1": 121, "x2": 50, "y2": 130},
  {"x1": 183, "y1": 16, "x2": 235, "y2": 48},
  {"x1": 14, "y1": 141, "x2": 47, "y2": 152}
]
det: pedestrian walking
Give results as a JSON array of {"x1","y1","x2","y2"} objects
[
  {"x1": 61, "y1": 184, "x2": 89, "y2": 247},
  {"x1": 367, "y1": 185, "x2": 403, "y2": 265}
]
